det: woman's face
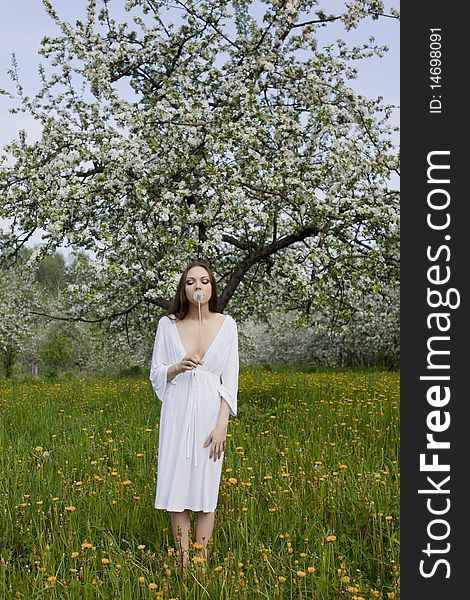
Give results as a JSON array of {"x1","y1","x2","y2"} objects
[{"x1": 184, "y1": 266, "x2": 212, "y2": 306}]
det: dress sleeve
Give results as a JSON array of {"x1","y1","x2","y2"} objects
[
  {"x1": 149, "y1": 317, "x2": 171, "y2": 401},
  {"x1": 217, "y1": 318, "x2": 239, "y2": 416}
]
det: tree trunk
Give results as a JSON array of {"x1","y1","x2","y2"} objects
[
  {"x1": 4, "y1": 348, "x2": 15, "y2": 378},
  {"x1": 32, "y1": 360, "x2": 40, "y2": 378}
]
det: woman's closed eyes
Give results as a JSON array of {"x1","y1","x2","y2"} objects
[{"x1": 186, "y1": 279, "x2": 209, "y2": 285}]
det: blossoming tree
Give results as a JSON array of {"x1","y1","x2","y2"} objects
[
  {"x1": 0, "y1": 268, "x2": 40, "y2": 376},
  {"x1": 0, "y1": 0, "x2": 399, "y2": 325}
]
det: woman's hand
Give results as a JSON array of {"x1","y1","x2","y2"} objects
[
  {"x1": 203, "y1": 424, "x2": 227, "y2": 462},
  {"x1": 177, "y1": 354, "x2": 203, "y2": 374},
  {"x1": 167, "y1": 355, "x2": 203, "y2": 382}
]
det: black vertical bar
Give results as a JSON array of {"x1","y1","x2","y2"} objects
[{"x1": 401, "y1": 2, "x2": 468, "y2": 598}]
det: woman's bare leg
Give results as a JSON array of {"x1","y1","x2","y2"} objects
[
  {"x1": 195, "y1": 511, "x2": 215, "y2": 561},
  {"x1": 169, "y1": 510, "x2": 191, "y2": 570}
]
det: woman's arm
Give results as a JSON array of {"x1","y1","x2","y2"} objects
[
  {"x1": 216, "y1": 319, "x2": 239, "y2": 417},
  {"x1": 205, "y1": 319, "x2": 239, "y2": 461},
  {"x1": 216, "y1": 398, "x2": 230, "y2": 429},
  {"x1": 149, "y1": 319, "x2": 171, "y2": 400},
  {"x1": 204, "y1": 398, "x2": 230, "y2": 461},
  {"x1": 150, "y1": 319, "x2": 203, "y2": 397}
]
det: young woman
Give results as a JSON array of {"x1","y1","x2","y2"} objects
[{"x1": 149, "y1": 260, "x2": 239, "y2": 570}]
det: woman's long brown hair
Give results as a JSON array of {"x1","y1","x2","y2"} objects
[{"x1": 167, "y1": 260, "x2": 220, "y2": 321}]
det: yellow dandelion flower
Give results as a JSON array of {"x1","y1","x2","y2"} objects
[
  {"x1": 242, "y1": 507, "x2": 248, "y2": 512},
  {"x1": 325, "y1": 535, "x2": 337, "y2": 542},
  {"x1": 192, "y1": 556, "x2": 205, "y2": 564},
  {"x1": 228, "y1": 478, "x2": 238, "y2": 484},
  {"x1": 385, "y1": 515, "x2": 393, "y2": 521},
  {"x1": 263, "y1": 475, "x2": 273, "y2": 480},
  {"x1": 297, "y1": 571, "x2": 306, "y2": 578},
  {"x1": 34, "y1": 446, "x2": 43, "y2": 452},
  {"x1": 122, "y1": 480, "x2": 132, "y2": 486},
  {"x1": 387, "y1": 593, "x2": 395, "y2": 599},
  {"x1": 370, "y1": 591, "x2": 380, "y2": 598},
  {"x1": 341, "y1": 575, "x2": 351, "y2": 583},
  {"x1": 65, "y1": 506, "x2": 76, "y2": 512},
  {"x1": 192, "y1": 542, "x2": 204, "y2": 550},
  {"x1": 214, "y1": 566, "x2": 224, "y2": 572},
  {"x1": 71, "y1": 552, "x2": 79, "y2": 559},
  {"x1": 278, "y1": 576, "x2": 286, "y2": 583},
  {"x1": 308, "y1": 566, "x2": 316, "y2": 574},
  {"x1": 81, "y1": 541, "x2": 93, "y2": 549},
  {"x1": 137, "y1": 545, "x2": 146, "y2": 550},
  {"x1": 101, "y1": 558, "x2": 111, "y2": 565},
  {"x1": 46, "y1": 576, "x2": 56, "y2": 584},
  {"x1": 138, "y1": 576, "x2": 145, "y2": 583},
  {"x1": 300, "y1": 552, "x2": 307, "y2": 558},
  {"x1": 148, "y1": 582, "x2": 158, "y2": 590},
  {"x1": 347, "y1": 586, "x2": 360, "y2": 593}
]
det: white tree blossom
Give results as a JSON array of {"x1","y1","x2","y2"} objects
[
  {"x1": 0, "y1": 269, "x2": 41, "y2": 376},
  {"x1": 239, "y1": 285, "x2": 399, "y2": 367},
  {"x1": 0, "y1": 0, "x2": 399, "y2": 328}
]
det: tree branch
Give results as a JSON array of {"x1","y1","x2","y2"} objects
[
  {"x1": 292, "y1": 16, "x2": 341, "y2": 28},
  {"x1": 29, "y1": 299, "x2": 144, "y2": 323},
  {"x1": 219, "y1": 225, "x2": 319, "y2": 309},
  {"x1": 1, "y1": 228, "x2": 38, "y2": 264},
  {"x1": 292, "y1": 11, "x2": 398, "y2": 29},
  {"x1": 221, "y1": 234, "x2": 258, "y2": 251}
]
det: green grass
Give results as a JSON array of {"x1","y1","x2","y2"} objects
[{"x1": 0, "y1": 367, "x2": 400, "y2": 599}]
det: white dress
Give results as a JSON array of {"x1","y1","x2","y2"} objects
[{"x1": 149, "y1": 313, "x2": 239, "y2": 513}]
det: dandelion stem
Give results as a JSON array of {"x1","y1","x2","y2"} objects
[{"x1": 198, "y1": 299, "x2": 202, "y2": 360}]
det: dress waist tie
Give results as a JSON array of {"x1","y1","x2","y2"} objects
[{"x1": 186, "y1": 370, "x2": 199, "y2": 467}]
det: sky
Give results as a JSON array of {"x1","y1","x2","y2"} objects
[{"x1": 0, "y1": 0, "x2": 399, "y2": 256}]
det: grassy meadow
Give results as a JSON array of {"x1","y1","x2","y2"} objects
[{"x1": 0, "y1": 367, "x2": 400, "y2": 599}]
